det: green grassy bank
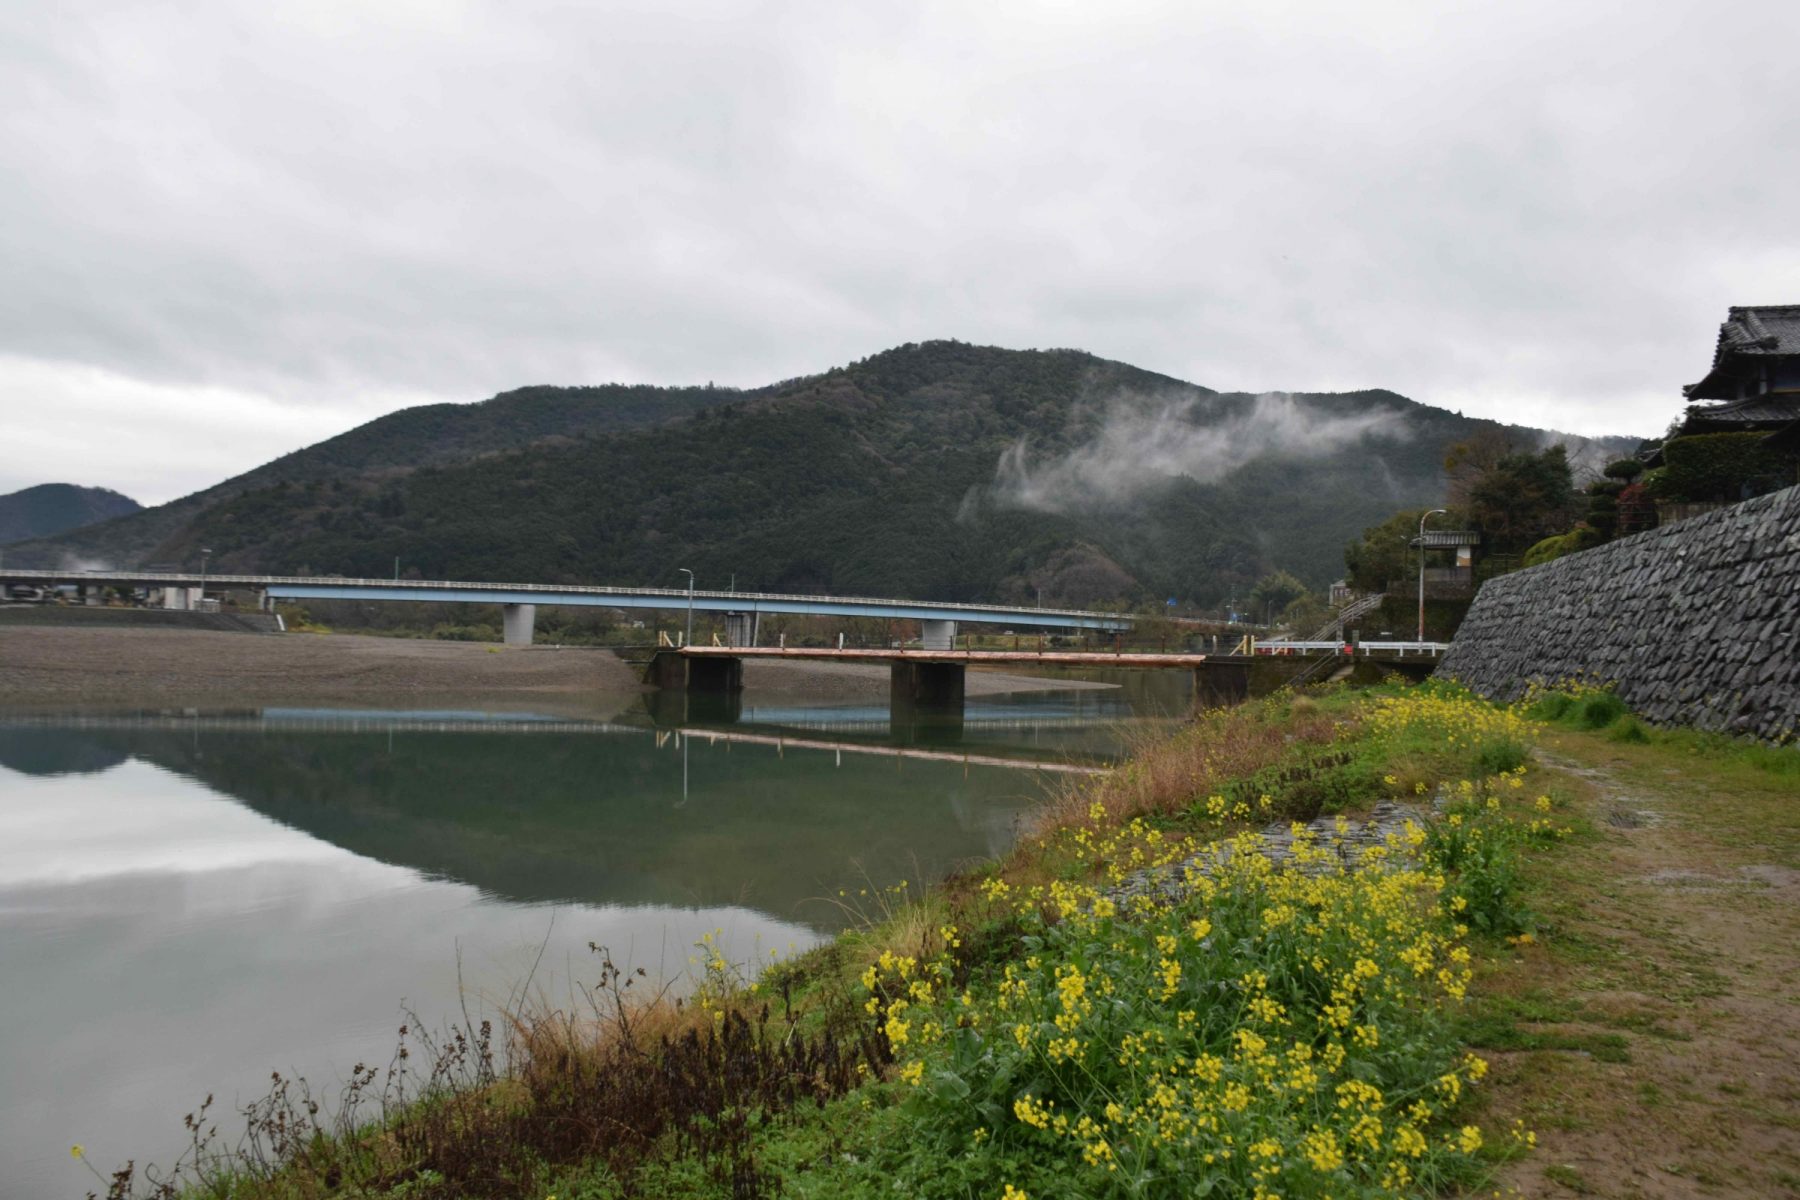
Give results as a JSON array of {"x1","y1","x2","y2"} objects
[{"x1": 89, "y1": 682, "x2": 1796, "y2": 1200}]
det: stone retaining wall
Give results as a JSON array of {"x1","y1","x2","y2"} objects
[{"x1": 1436, "y1": 484, "x2": 1799, "y2": 742}]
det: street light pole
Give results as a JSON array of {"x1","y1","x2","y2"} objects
[
  {"x1": 199, "y1": 548, "x2": 212, "y2": 607},
  {"x1": 1417, "y1": 509, "x2": 1446, "y2": 642},
  {"x1": 679, "y1": 568, "x2": 695, "y2": 647}
]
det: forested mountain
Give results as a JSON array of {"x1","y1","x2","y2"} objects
[
  {"x1": 2, "y1": 383, "x2": 750, "y2": 567},
  {"x1": 13, "y1": 342, "x2": 1637, "y2": 605},
  {"x1": 0, "y1": 483, "x2": 140, "y2": 545}
]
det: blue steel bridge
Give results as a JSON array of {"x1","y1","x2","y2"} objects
[{"x1": 0, "y1": 569, "x2": 1134, "y2": 646}]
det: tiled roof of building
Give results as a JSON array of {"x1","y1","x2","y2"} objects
[
  {"x1": 1681, "y1": 393, "x2": 1800, "y2": 431},
  {"x1": 1719, "y1": 306, "x2": 1800, "y2": 354},
  {"x1": 1409, "y1": 530, "x2": 1480, "y2": 547},
  {"x1": 1684, "y1": 305, "x2": 1800, "y2": 399}
]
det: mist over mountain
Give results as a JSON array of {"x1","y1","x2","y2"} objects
[
  {"x1": 0, "y1": 484, "x2": 141, "y2": 546},
  {"x1": 981, "y1": 392, "x2": 1412, "y2": 516},
  {"x1": 10, "y1": 342, "x2": 1639, "y2": 606}
]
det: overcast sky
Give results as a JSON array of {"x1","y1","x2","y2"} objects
[{"x1": 4, "y1": 1, "x2": 1797, "y2": 504}]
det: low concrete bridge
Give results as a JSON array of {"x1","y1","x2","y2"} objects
[
  {"x1": 646, "y1": 645, "x2": 1281, "y2": 733},
  {"x1": 646, "y1": 641, "x2": 1451, "y2": 730},
  {"x1": 0, "y1": 569, "x2": 1131, "y2": 645}
]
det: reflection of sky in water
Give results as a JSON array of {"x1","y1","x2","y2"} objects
[
  {"x1": 0, "y1": 759, "x2": 817, "y2": 1200},
  {"x1": 0, "y1": 681, "x2": 1166, "y2": 1198}
]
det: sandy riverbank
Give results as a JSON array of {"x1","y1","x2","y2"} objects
[{"x1": 0, "y1": 626, "x2": 1115, "y2": 712}]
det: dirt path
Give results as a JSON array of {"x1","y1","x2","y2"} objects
[{"x1": 1486, "y1": 734, "x2": 1800, "y2": 1198}]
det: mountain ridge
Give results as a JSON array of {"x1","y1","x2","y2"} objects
[
  {"x1": 4, "y1": 380, "x2": 752, "y2": 568},
  {"x1": 8, "y1": 341, "x2": 1640, "y2": 605},
  {"x1": 0, "y1": 483, "x2": 141, "y2": 546}
]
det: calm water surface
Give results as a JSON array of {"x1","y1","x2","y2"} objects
[{"x1": 0, "y1": 674, "x2": 1187, "y2": 1197}]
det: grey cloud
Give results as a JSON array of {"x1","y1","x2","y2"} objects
[{"x1": 2, "y1": 0, "x2": 1798, "y2": 501}]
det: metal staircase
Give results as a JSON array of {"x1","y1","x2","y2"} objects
[
  {"x1": 1305, "y1": 592, "x2": 1385, "y2": 642},
  {"x1": 1284, "y1": 651, "x2": 1350, "y2": 689}
]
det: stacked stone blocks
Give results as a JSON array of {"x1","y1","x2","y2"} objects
[{"x1": 1436, "y1": 484, "x2": 1800, "y2": 742}]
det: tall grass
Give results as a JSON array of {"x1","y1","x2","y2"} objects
[
  {"x1": 1035, "y1": 696, "x2": 1347, "y2": 832},
  {"x1": 88, "y1": 949, "x2": 886, "y2": 1200}
]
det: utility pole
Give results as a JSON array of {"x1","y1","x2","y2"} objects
[
  {"x1": 679, "y1": 568, "x2": 695, "y2": 647},
  {"x1": 1417, "y1": 509, "x2": 1446, "y2": 642}
]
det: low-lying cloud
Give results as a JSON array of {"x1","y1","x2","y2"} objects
[{"x1": 982, "y1": 392, "x2": 1406, "y2": 515}]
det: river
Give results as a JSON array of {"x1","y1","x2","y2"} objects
[{"x1": 0, "y1": 670, "x2": 1189, "y2": 1198}]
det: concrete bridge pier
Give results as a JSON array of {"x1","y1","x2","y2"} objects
[
  {"x1": 687, "y1": 658, "x2": 745, "y2": 723},
  {"x1": 890, "y1": 661, "x2": 965, "y2": 743},
  {"x1": 1192, "y1": 661, "x2": 1249, "y2": 708},
  {"x1": 724, "y1": 611, "x2": 759, "y2": 647},
  {"x1": 921, "y1": 619, "x2": 957, "y2": 651},
  {"x1": 502, "y1": 603, "x2": 536, "y2": 646},
  {"x1": 645, "y1": 650, "x2": 744, "y2": 724},
  {"x1": 688, "y1": 655, "x2": 743, "y2": 696}
]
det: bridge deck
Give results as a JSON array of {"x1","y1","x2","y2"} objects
[
  {"x1": 0, "y1": 570, "x2": 1130, "y2": 631},
  {"x1": 680, "y1": 646, "x2": 1217, "y2": 668}
]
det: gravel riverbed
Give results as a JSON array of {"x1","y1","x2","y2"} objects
[{"x1": 0, "y1": 624, "x2": 1116, "y2": 712}]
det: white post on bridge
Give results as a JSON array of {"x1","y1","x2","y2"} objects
[{"x1": 921, "y1": 620, "x2": 957, "y2": 651}]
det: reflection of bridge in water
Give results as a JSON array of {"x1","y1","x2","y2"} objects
[
  {"x1": 0, "y1": 711, "x2": 644, "y2": 736},
  {"x1": 0, "y1": 707, "x2": 1107, "y2": 774},
  {"x1": 717, "y1": 701, "x2": 1126, "y2": 734},
  {"x1": 662, "y1": 728, "x2": 1106, "y2": 775}
]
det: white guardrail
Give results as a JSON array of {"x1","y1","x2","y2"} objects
[{"x1": 1254, "y1": 640, "x2": 1450, "y2": 656}]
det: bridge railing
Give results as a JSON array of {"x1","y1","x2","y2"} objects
[
  {"x1": 1, "y1": 569, "x2": 1126, "y2": 625},
  {"x1": 1253, "y1": 640, "x2": 1349, "y2": 654},
  {"x1": 1357, "y1": 641, "x2": 1450, "y2": 656},
  {"x1": 1254, "y1": 639, "x2": 1449, "y2": 657}
]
